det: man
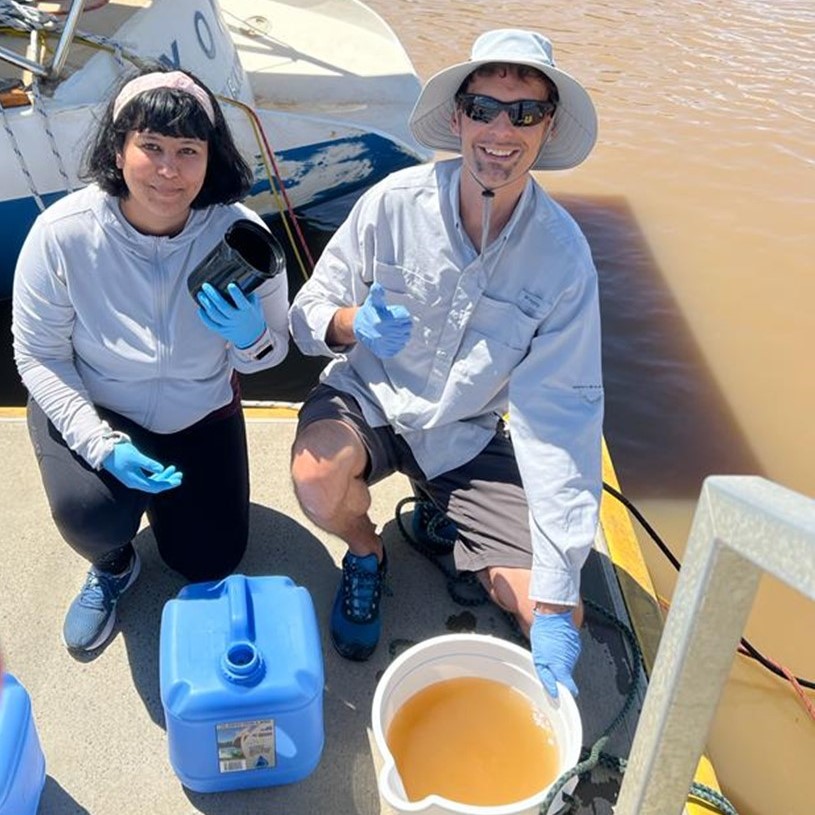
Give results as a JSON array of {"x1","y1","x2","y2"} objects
[{"x1": 288, "y1": 29, "x2": 603, "y2": 698}]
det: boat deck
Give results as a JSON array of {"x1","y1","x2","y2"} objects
[{"x1": 1, "y1": 412, "x2": 647, "y2": 814}]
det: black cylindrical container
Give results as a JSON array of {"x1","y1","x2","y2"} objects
[{"x1": 187, "y1": 219, "x2": 285, "y2": 305}]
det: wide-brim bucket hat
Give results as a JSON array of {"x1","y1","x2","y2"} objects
[{"x1": 409, "y1": 29, "x2": 597, "y2": 171}]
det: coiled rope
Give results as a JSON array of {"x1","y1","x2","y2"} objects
[{"x1": 0, "y1": 0, "x2": 58, "y2": 32}]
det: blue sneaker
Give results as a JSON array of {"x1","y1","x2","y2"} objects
[
  {"x1": 411, "y1": 502, "x2": 458, "y2": 556},
  {"x1": 330, "y1": 549, "x2": 388, "y2": 661},
  {"x1": 62, "y1": 552, "x2": 141, "y2": 652}
]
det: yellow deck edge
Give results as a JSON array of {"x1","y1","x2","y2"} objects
[
  {"x1": 243, "y1": 404, "x2": 300, "y2": 420},
  {"x1": 601, "y1": 437, "x2": 723, "y2": 806},
  {"x1": 600, "y1": 437, "x2": 663, "y2": 672}
]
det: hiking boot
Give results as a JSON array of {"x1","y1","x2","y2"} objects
[
  {"x1": 62, "y1": 552, "x2": 141, "y2": 652},
  {"x1": 330, "y1": 549, "x2": 388, "y2": 661},
  {"x1": 411, "y1": 501, "x2": 458, "y2": 556}
]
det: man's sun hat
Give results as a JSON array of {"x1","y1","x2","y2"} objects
[{"x1": 408, "y1": 29, "x2": 597, "y2": 171}]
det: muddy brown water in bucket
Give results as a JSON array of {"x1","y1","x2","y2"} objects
[{"x1": 386, "y1": 676, "x2": 559, "y2": 806}]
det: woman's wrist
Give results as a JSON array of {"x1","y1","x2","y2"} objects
[{"x1": 534, "y1": 601, "x2": 573, "y2": 615}]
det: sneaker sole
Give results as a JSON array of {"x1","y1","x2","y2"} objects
[
  {"x1": 329, "y1": 632, "x2": 378, "y2": 662},
  {"x1": 61, "y1": 552, "x2": 142, "y2": 652}
]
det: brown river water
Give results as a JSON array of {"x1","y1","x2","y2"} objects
[{"x1": 358, "y1": 1, "x2": 814, "y2": 813}]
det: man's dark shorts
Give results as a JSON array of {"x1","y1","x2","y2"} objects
[{"x1": 296, "y1": 384, "x2": 533, "y2": 573}]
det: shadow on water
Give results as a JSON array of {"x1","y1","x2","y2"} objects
[
  {"x1": 0, "y1": 190, "x2": 762, "y2": 498},
  {"x1": 557, "y1": 194, "x2": 763, "y2": 497}
]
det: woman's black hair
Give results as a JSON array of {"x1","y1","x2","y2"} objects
[{"x1": 80, "y1": 64, "x2": 253, "y2": 207}]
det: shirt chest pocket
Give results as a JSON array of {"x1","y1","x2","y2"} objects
[
  {"x1": 373, "y1": 261, "x2": 441, "y2": 306},
  {"x1": 467, "y1": 292, "x2": 549, "y2": 351}
]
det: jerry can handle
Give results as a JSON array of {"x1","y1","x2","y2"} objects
[
  {"x1": 227, "y1": 574, "x2": 255, "y2": 643},
  {"x1": 221, "y1": 576, "x2": 265, "y2": 685}
]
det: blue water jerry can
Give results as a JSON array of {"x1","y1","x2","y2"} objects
[
  {"x1": 0, "y1": 672, "x2": 46, "y2": 815},
  {"x1": 159, "y1": 574, "x2": 324, "y2": 793}
]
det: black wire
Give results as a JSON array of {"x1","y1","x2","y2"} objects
[{"x1": 602, "y1": 481, "x2": 815, "y2": 691}]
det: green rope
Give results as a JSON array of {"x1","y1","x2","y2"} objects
[
  {"x1": 538, "y1": 596, "x2": 642, "y2": 814},
  {"x1": 393, "y1": 498, "x2": 740, "y2": 815},
  {"x1": 394, "y1": 496, "x2": 525, "y2": 638},
  {"x1": 688, "y1": 784, "x2": 740, "y2": 815},
  {"x1": 394, "y1": 496, "x2": 490, "y2": 608}
]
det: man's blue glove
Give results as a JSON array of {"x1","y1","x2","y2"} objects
[
  {"x1": 197, "y1": 282, "x2": 266, "y2": 349},
  {"x1": 102, "y1": 441, "x2": 183, "y2": 494},
  {"x1": 353, "y1": 282, "x2": 412, "y2": 358},
  {"x1": 531, "y1": 610, "x2": 582, "y2": 699}
]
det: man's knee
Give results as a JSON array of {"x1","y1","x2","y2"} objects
[
  {"x1": 290, "y1": 420, "x2": 365, "y2": 525},
  {"x1": 479, "y1": 567, "x2": 535, "y2": 623},
  {"x1": 291, "y1": 464, "x2": 346, "y2": 526}
]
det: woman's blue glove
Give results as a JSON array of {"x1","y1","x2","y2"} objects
[
  {"x1": 102, "y1": 441, "x2": 183, "y2": 494},
  {"x1": 531, "y1": 610, "x2": 581, "y2": 699},
  {"x1": 353, "y1": 282, "x2": 412, "y2": 358},
  {"x1": 197, "y1": 282, "x2": 266, "y2": 349}
]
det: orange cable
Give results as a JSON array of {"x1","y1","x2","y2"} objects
[
  {"x1": 737, "y1": 645, "x2": 815, "y2": 722},
  {"x1": 653, "y1": 598, "x2": 815, "y2": 720}
]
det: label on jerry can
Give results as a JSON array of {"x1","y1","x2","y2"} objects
[{"x1": 216, "y1": 719, "x2": 276, "y2": 772}]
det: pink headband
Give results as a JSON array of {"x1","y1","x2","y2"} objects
[{"x1": 112, "y1": 71, "x2": 216, "y2": 125}]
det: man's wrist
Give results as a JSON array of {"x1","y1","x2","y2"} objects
[{"x1": 328, "y1": 306, "x2": 359, "y2": 347}]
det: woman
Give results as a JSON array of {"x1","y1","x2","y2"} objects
[{"x1": 12, "y1": 66, "x2": 289, "y2": 654}]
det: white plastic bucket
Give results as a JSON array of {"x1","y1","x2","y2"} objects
[{"x1": 371, "y1": 634, "x2": 582, "y2": 815}]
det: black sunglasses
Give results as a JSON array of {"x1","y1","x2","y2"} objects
[{"x1": 456, "y1": 93, "x2": 556, "y2": 127}]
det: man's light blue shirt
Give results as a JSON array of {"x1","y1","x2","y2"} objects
[{"x1": 289, "y1": 159, "x2": 603, "y2": 605}]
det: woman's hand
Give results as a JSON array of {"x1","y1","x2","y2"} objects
[
  {"x1": 102, "y1": 441, "x2": 183, "y2": 493},
  {"x1": 196, "y1": 282, "x2": 266, "y2": 349}
]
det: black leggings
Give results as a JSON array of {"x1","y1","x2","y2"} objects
[{"x1": 27, "y1": 398, "x2": 250, "y2": 582}]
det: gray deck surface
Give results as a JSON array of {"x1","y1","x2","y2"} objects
[{"x1": 1, "y1": 416, "x2": 642, "y2": 814}]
